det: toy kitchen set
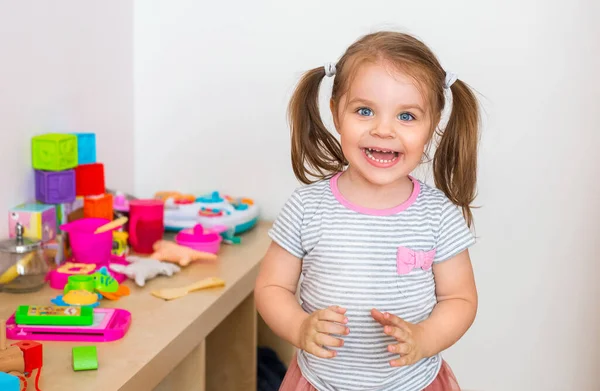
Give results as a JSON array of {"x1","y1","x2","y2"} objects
[{"x1": 0, "y1": 131, "x2": 260, "y2": 390}]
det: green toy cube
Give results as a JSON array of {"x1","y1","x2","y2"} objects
[
  {"x1": 72, "y1": 346, "x2": 98, "y2": 371},
  {"x1": 32, "y1": 133, "x2": 78, "y2": 171}
]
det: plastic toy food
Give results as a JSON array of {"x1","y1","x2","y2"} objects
[{"x1": 150, "y1": 240, "x2": 218, "y2": 266}]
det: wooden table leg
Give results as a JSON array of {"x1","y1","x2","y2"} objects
[
  {"x1": 206, "y1": 293, "x2": 257, "y2": 391},
  {"x1": 153, "y1": 340, "x2": 206, "y2": 391}
]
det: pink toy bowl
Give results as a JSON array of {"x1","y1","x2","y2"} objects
[
  {"x1": 46, "y1": 255, "x2": 129, "y2": 290},
  {"x1": 175, "y1": 224, "x2": 226, "y2": 254},
  {"x1": 60, "y1": 218, "x2": 116, "y2": 265}
]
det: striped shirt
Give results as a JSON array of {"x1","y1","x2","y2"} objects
[{"x1": 268, "y1": 172, "x2": 475, "y2": 391}]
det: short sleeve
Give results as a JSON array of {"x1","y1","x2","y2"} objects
[
  {"x1": 268, "y1": 190, "x2": 305, "y2": 259},
  {"x1": 434, "y1": 199, "x2": 476, "y2": 263}
]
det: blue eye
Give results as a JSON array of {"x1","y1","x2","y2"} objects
[
  {"x1": 357, "y1": 107, "x2": 373, "y2": 117},
  {"x1": 398, "y1": 112, "x2": 415, "y2": 121}
]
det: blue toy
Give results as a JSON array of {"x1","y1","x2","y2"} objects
[
  {"x1": 0, "y1": 372, "x2": 20, "y2": 391},
  {"x1": 72, "y1": 133, "x2": 96, "y2": 165}
]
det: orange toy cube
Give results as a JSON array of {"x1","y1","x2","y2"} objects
[{"x1": 84, "y1": 193, "x2": 113, "y2": 220}]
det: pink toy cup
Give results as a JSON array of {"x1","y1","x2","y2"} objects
[
  {"x1": 128, "y1": 199, "x2": 164, "y2": 254},
  {"x1": 60, "y1": 218, "x2": 114, "y2": 265}
]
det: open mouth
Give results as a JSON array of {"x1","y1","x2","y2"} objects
[{"x1": 362, "y1": 148, "x2": 399, "y2": 164}]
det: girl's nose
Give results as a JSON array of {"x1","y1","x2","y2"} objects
[{"x1": 369, "y1": 121, "x2": 395, "y2": 138}]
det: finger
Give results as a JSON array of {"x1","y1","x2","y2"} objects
[
  {"x1": 371, "y1": 308, "x2": 386, "y2": 324},
  {"x1": 383, "y1": 312, "x2": 409, "y2": 330},
  {"x1": 390, "y1": 355, "x2": 413, "y2": 367},
  {"x1": 315, "y1": 333, "x2": 345, "y2": 348},
  {"x1": 328, "y1": 305, "x2": 347, "y2": 315},
  {"x1": 388, "y1": 343, "x2": 411, "y2": 355},
  {"x1": 319, "y1": 308, "x2": 348, "y2": 324},
  {"x1": 384, "y1": 325, "x2": 410, "y2": 342},
  {"x1": 316, "y1": 320, "x2": 349, "y2": 336},
  {"x1": 372, "y1": 309, "x2": 407, "y2": 327},
  {"x1": 307, "y1": 342, "x2": 337, "y2": 359}
]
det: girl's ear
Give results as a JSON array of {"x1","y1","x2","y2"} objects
[{"x1": 330, "y1": 99, "x2": 341, "y2": 134}]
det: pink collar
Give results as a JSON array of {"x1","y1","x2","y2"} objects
[{"x1": 329, "y1": 172, "x2": 420, "y2": 216}]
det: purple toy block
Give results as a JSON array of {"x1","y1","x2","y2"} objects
[{"x1": 35, "y1": 169, "x2": 76, "y2": 204}]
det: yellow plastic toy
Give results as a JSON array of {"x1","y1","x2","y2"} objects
[{"x1": 0, "y1": 253, "x2": 35, "y2": 284}]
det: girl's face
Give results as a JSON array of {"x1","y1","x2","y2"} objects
[{"x1": 332, "y1": 62, "x2": 432, "y2": 187}]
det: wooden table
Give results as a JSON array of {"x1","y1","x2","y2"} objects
[{"x1": 0, "y1": 221, "x2": 273, "y2": 391}]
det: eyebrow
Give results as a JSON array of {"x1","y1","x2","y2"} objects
[{"x1": 347, "y1": 97, "x2": 425, "y2": 114}]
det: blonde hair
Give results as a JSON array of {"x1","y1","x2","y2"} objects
[{"x1": 287, "y1": 31, "x2": 480, "y2": 226}]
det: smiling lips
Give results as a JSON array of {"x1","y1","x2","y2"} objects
[{"x1": 362, "y1": 147, "x2": 401, "y2": 168}]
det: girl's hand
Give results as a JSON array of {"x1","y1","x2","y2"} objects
[
  {"x1": 298, "y1": 305, "x2": 349, "y2": 358},
  {"x1": 371, "y1": 308, "x2": 426, "y2": 367}
]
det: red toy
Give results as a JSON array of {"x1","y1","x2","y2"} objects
[
  {"x1": 0, "y1": 319, "x2": 43, "y2": 391},
  {"x1": 12, "y1": 340, "x2": 43, "y2": 391},
  {"x1": 75, "y1": 163, "x2": 105, "y2": 196}
]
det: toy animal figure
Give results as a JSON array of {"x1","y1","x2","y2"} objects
[
  {"x1": 110, "y1": 256, "x2": 181, "y2": 287},
  {"x1": 150, "y1": 240, "x2": 218, "y2": 266}
]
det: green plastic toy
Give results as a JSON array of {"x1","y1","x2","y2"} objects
[
  {"x1": 63, "y1": 273, "x2": 119, "y2": 294},
  {"x1": 63, "y1": 275, "x2": 96, "y2": 294},
  {"x1": 15, "y1": 305, "x2": 94, "y2": 326},
  {"x1": 92, "y1": 272, "x2": 118, "y2": 293},
  {"x1": 31, "y1": 133, "x2": 78, "y2": 171},
  {"x1": 72, "y1": 346, "x2": 98, "y2": 371}
]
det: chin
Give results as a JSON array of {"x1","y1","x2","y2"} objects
[{"x1": 353, "y1": 165, "x2": 408, "y2": 187}]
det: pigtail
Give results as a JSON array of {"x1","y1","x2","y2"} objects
[
  {"x1": 288, "y1": 68, "x2": 346, "y2": 184},
  {"x1": 433, "y1": 79, "x2": 480, "y2": 227}
]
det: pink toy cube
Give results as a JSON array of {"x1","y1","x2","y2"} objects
[
  {"x1": 35, "y1": 169, "x2": 76, "y2": 204},
  {"x1": 9, "y1": 203, "x2": 57, "y2": 242}
]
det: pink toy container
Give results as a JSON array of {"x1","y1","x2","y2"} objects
[
  {"x1": 175, "y1": 224, "x2": 226, "y2": 254},
  {"x1": 46, "y1": 255, "x2": 129, "y2": 289},
  {"x1": 60, "y1": 218, "x2": 114, "y2": 265},
  {"x1": 128, "y1": 199, "x2": 164, "y2": 254}
]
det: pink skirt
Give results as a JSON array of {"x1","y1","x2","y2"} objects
[{"x1": 279, "y1": 354, "x2": 461, "y2": 391}]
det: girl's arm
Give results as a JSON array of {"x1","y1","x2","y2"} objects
[
  {"x1": 254, "y1": 241, "x2": 309, "y2": 348},
  {"x1": 419, "y1": 249, "x2": 478, "y2": 357},
  {"x1": 372, "y1": 249, "x2": 477, "y2": 365}
]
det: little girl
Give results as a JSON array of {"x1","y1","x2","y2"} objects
[{"x1": 255, "y1": 31, "x2": 480, "y2": 391}]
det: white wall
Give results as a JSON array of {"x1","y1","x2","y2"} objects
[
  {"x1": 0, "y1": 1, "x2": 134, "y2": 238},
  {"x1": 134, "y1": 1, "x2": 600, "y2": 390}
]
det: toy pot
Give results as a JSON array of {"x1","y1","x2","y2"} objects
[
  {"x1": 175, "y1": 224, "x2": 226, "y2": 254},
  {"x1": 128, "y1": 200, "x2": 164, "y2": 254},
  {"x1": 64, "y1": 275, "x2": 95, "y2": 294},
  {"x1": 60, "y1": 218, "x2": 114, "y2": 266}
]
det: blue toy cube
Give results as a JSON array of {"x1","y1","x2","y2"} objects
[
  {"x1": 35, "y1": 169, "x2": 76, "y2": 204},
  {"x1": 0, "y1": 372, "x2": 20, "y2": 391},
  {"x1": 73, "y1": 133, "x2": 96, "y2": 164}
]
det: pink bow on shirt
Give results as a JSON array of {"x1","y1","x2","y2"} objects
[{"x1": 396, "y1": 246, "x2": 437, "y2": 275}]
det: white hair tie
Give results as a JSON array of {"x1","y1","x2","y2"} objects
[
  {"x1": 324, "y1": 62, "x2": 336, "y2": 77},
  {"x1": 444, "y1": 72, "x2": 458, "y2": 89}
]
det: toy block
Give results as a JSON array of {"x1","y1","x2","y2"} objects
[
  {"x1": 74, "y1": 163, "x2": 105, "y2": 196},
  {"x1": 84, "y1": 193, "x2": 113, "y2": 220},
  {"x1": 49, "y1": 201, "x2": 75, "y2": 231},
  {"x1": 73, "y1": 133, "x2": 96, "y2": 165},
  {"x1": 35, "y1": 169, "x2": 76, "y2": 204},
  {"x1": 32, "y1": 133, "x2": 78, "y2": 171},
  {"x1": 72, "y1": 346, "x2": 97, "y2": 371},
  {"x1": 9, "y1": 203, "x2": 56, "y2": 242},
  {"x1": 12, "y1": 340, "x2": 42, "y2": 374},
  {"x1": 0, "y1": 372, "x2": 20, "y2": 391}
]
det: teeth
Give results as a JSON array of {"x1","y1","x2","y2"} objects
[{"x1": 364, "y1": 148, "x2": 398, "y2": 164}]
